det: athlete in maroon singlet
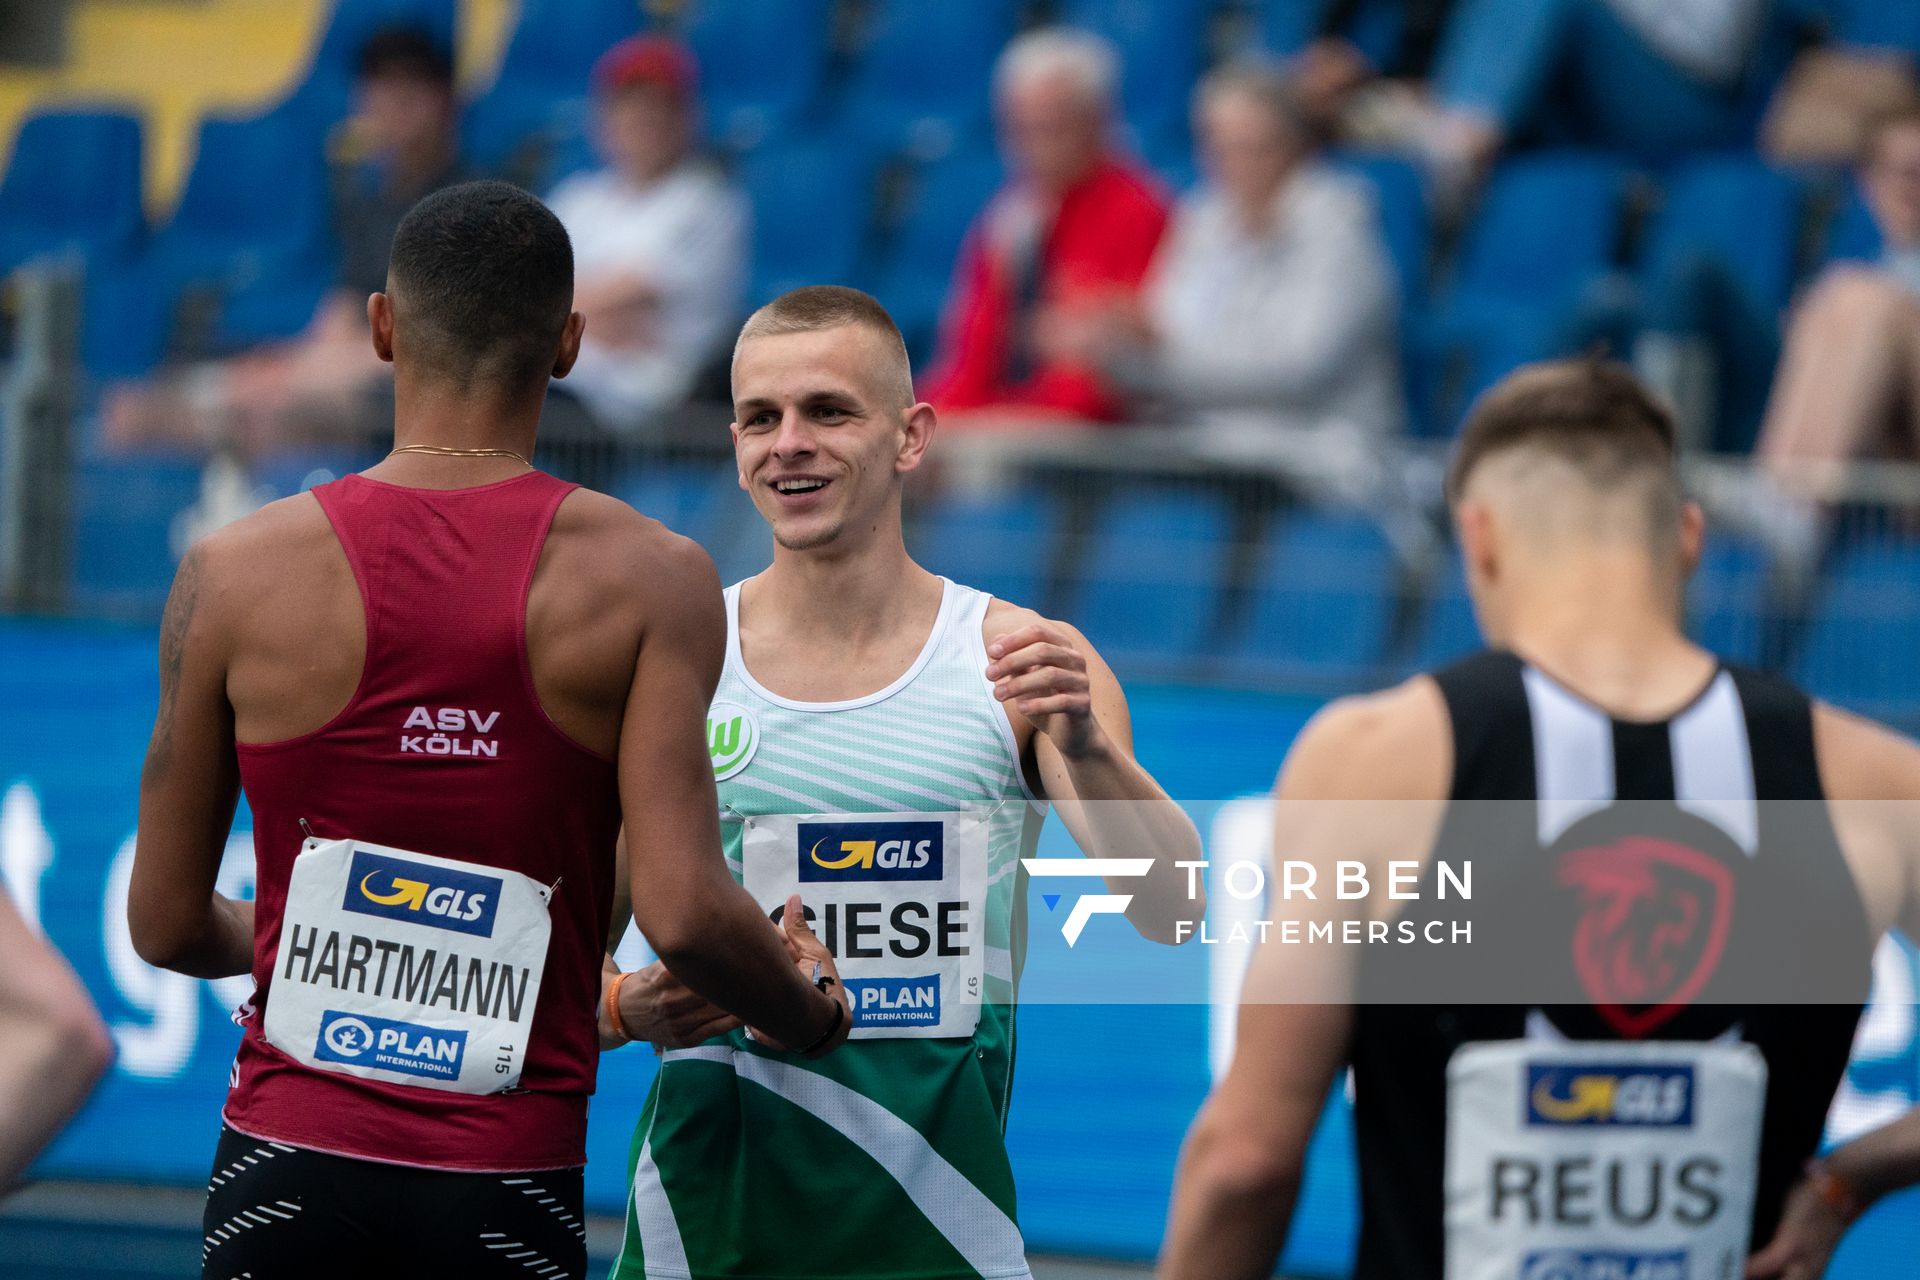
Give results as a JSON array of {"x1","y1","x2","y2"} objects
[{"x1": 127, "y1": 181, "x2": 849, "y2": 1280}]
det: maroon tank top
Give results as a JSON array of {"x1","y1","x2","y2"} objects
[{"x1": 225, "y1": 470, "x2": 620, "y2": 1171}]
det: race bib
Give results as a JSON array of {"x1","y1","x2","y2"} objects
[
  {"x1": 741, "y1": 810, "x2": 988, "y2": 1039},
  {"x1": 262, "y1": 836, "x2": 554, "y2": 1095},
  {"x1": 1446, "y1": 1039, "x2": 1766, "y2": 1280}
]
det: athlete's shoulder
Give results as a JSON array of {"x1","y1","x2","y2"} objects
[
  {"x1": 1813, "y1": 700, "x2": 1920, "y2": 802},
  {"x1": 981, "y1": 596, "x2": 1096, "y2": 656},
  {"x1": 1278, "y1": 676, "x2": 1451, "y2": 802},
  {"x1": 183, "y1": 492, "x2": 336, "y2": 596},
  {"x1": 552, "y1": 487, "x2": 716, "y2": 582}
]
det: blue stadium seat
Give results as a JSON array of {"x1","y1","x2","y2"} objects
[
  {"x1": 1687, "y1": 534, "x2": 1768, "y2": 665},
  {"x1": 295, "y1": 0, "x2": 459, "y2": 120},
  {"x1": 1254, "y1": 0, "x2": 1329, "y2": 55},
  {"x1": 492, "y1": 0, "x2": 642, "y2": 95},
  {"x1": 1828, "y1": 0, "x2": 1920, "y2": 55},
  {"x1": 1823, "y1": 184, "x2": 1881, "y2": 265},
  {"x1": 612, "y1": 461, "x2": 734, "y2": 547},
  {"x1": 1637, "y1": 155, "x2": 1803, "y2": 451},
  {"x1": 1239, "y1": 510, "x2": 1395, "y2": 675},
  {"x1": 1406, "y1": 552, "x2": 1480, "y2": 671},
  {"x1": 841, "y1": 0, "x2": 1022, "y2": 158},
  {"x1": 911, "y1": 484, "x2": 1059, "y2": 607},
  {"x1": 737, "y1": 138, "x2": 882, "y2": 306},
  {"x1": 1422, "y1": 151, "x2": 1633, "y2": 429},
  {"x1": 466, "y1": 0, "x2": 644, "y2": 170},
  {"x1": 0, "y1": 108, "x2": 145, "y2": 274},
  {"x1": 683, "y1": 0, "x2": 832, "y2": 149},
  {"x1": 1070, "y1": 487, "x2": 1232, "y2": 660},
  {"x1": 1334, "y1": 151, "x2": 1430, "y2": 307},
  {"x1": 68, "y1": 455, "x2": 203, "y2": 611},
  {"x1": 1056, "y1": 0, "x2": 1214, "y2": 154},
  {"x1": 1643, "y1": 156, "x2": 1802, "y2": 323},
  {"x1": 152, "y1": 109, "x2": 333, "y2": 299},
  {"x1": 869, "y1": 147, "x2": 1004, "y2": 362},
  {"x1": 1796, "y1": 535, "x2": 1920, "y2": 714}
]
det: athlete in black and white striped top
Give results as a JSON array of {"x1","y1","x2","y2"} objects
[{"x1": 1165, "y1": 358, "x2": 1920, "y2": 1280}]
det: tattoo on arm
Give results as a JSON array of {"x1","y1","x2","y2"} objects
[{"x1": 144, "y1": 547, "x2": 204, "y2": 783}]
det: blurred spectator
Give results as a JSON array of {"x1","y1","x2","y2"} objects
[
  {"x1": 544, "y1": 36, "x2": 747, "y2": 436},
  {"x1": 922, "y1": 29, "x2": 1169, "y2": 427},
  {"x1": 1750, "y1": 107, "x2": 1920, "y2": 576},
  {"x1": 104, "y1": 28, "x2": 472, "y2": 484},
  {"x1": 1426, "y1": 0, "x2": 1809, "y2": 184},
  {"x1": 1288, "y1": 0, "x2": 1459, "y2": 146},
  {"x1": 1091, "y1": 63, "x2": 1403, "y2": 453}
]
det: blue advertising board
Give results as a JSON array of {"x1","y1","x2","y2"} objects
[{"x1": 4, "y1": 617, "x2": 1918, "y2": 1272}]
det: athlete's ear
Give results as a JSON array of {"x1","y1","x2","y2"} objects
[
  {"x1": 1457, "y1": 500, "x2": 1498, "y2": 587},
  {"x1": 1677, "y1": 500, "x2": 1705, "y2": 582},
  {"x1": 368, "y1": 293, "x2": 395, "y2": 364},
  {"x1": 551, "y1": 311, "x2": 586, "y2": 379},
  {"x1": 730, "y1": 420, "x2": 748, "y2": 492},
  {"x1": 895, "y1": 402, "x2": 937, "y2": 475}
]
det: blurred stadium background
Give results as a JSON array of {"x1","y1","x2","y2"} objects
[{"x1": 3, "y1": 0, "x2": 1920, "y2": 1276}]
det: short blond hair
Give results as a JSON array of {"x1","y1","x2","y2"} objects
[{"x1": 733, "y1": 285, "x2": 915, "y2": 407}]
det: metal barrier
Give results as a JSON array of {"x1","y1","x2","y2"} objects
[{"x1": 4, "y1": 380, "x2": 1918, "y2": 724}]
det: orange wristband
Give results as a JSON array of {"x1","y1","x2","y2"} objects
[
  {"x1": 605, "y1": 970, "x2": 632, "y2": 1044},
  {"x1": 1808, "y1": 1159, "x2": 1866, "y2": 1225}
]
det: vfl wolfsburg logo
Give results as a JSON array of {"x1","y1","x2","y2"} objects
[{"x1": 708, "y1": 701, "x2": 759, "y2": 781}]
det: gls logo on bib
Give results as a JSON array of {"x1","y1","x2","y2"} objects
[
  {"x1": 342, "y1": 849, "x2": 502, "y2": 938},
  {"x1": 797, "y1": 821, "x2": 943, "y2": 882},
  {"x1": 1527, "y1": 1063, "x2": 1695, "y2": 1127}
]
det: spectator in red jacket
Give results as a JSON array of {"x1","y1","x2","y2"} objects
[{"x1": 922, "y1": 28, "x2": 1170, "y2": 427}]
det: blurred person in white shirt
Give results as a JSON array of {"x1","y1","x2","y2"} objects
[
  {"x1": 1071, "y1": 64, "x2": 1407, "y2": 500},
  {"x1": 546, "y1": 36, "x2": 747, "y2": 435}
]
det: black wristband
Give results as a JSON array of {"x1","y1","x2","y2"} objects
[{"x1": 796, "y1": 991, "x2": 846, "y2": 1056}]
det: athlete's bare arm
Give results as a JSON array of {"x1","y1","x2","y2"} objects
[
  {"x1": 618, "y1": 530, "x2": 849, "y2": 1054},
  {"x1": 1161, "y1": 677, "x2": 1449, "y2": 1280},
  {"x1": 127, "y1": 535, "x2": 253, "y2": 978},
  {"x1": 598, "y1": 835, "x2": 741, "y2": 1051},
  {"x1": 1746, "y1": 706, "x2": 1920, "y2": 1278},
  {"x1": 984, "y1": 601, "x2": 1204, "y2": 943},
  {"x1": 0, "y1": 889, "x2": 114, "y2": 1187}
]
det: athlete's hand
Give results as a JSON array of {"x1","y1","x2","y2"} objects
[
  {"x1": 607, "y1": 962, "x2": 743, "y2": 1051},
  {"x1": 749, "y1": 896, "x2": 852, "y2": 1058},
  {"x1": 987, "y1": 621, "x2": 1105, "y2": 759},
  {"x1": 1746, "y1": 1175, "x2": 1851, "y2": 1280}
]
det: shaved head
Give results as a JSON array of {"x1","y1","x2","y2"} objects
[
  {"x1": 734, "y1": 286, "x2": 915, "y2": 409},
  {"x1": 1449, "y1": 357, "x2": 1682, "y2": 550}
]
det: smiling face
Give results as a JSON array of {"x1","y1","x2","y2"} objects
[{"x1": 730, "y1": 323, "x2": 933, "y2": 553}]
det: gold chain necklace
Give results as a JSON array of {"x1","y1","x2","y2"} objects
[{"x1": 386, "y1": 444, "x2": 532, "y2": 468}]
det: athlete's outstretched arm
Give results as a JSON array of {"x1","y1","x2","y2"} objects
[
  {"x1": 1161, "y1": 681, "x2": 1449, "y2": 1279},
  {"x1": 0, "y1": 889, "x2": 114, "y2": 1188},
  {"x1": 986, "y1": 609, "x2": 1202, "y2": 943},
  {"x1": 1748, "y1": 706, "x2": 1920, "y2": 1277},
  {"x1": 619, "y1": 537, "x2": 848, "y2": 1055},
  {"x1": 128, "y1": 542, "x2": 252, "y2": 978}
]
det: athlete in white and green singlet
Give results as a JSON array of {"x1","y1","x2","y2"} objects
[{"x1": 599, "y1": 287, "x2": 1202, "y2": 1280}]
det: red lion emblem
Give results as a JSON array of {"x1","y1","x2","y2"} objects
[{"x1": 1558, "y1": 836, "x2": 1734, "y2": 1038}]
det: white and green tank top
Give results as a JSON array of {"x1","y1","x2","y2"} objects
[{"x1": 614, "y1": 577, "x2": 1044, "y2": 1280}]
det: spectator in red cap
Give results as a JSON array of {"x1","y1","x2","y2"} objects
[
  {"x1": 922, "y1": 28, "x2": 1170, "y2": 428},
  {"x1": 545, "y1": 36, "x2": 747, "y2": 435}
]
